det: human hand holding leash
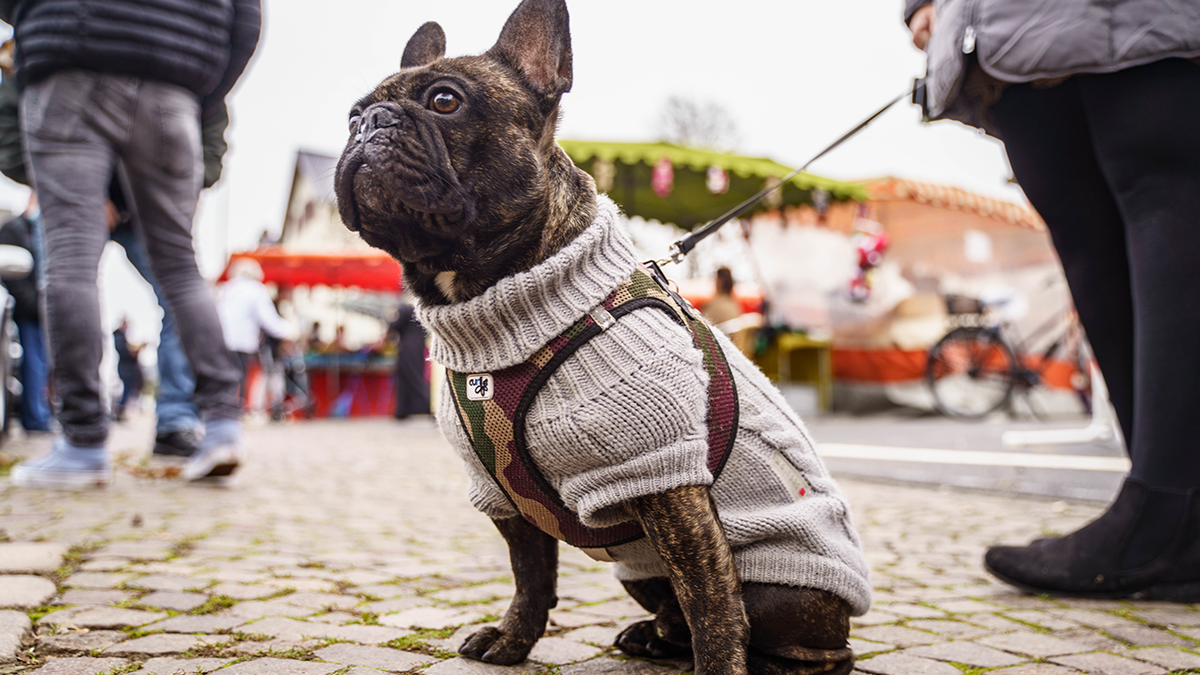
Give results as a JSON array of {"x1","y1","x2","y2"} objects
[{"x1": 910, "y1": 4, "x2": 936, "y2": 50}]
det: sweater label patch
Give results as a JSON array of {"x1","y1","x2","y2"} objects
[
  {"x1": 769, "y1": 452, "x2": 811, "y2": 500},
  {"x1": 466, "y1": 374, "x2": 494, "y2": 401}
]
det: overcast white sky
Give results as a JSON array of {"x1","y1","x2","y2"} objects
[{"x1": 2, "y1": 0, "x2": 1022, "y2": 276}]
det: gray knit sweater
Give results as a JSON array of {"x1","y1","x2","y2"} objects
[{"x1": 419, "y1": 196, "x2": 872, "y2": 616}]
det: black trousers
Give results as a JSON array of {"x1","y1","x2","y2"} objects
[{"x1": 990, "y1": 58, "x2": 1200, "y2": 490}]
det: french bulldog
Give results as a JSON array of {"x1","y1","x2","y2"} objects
[{"x1": 334, "y1": 2, "x2": 866, "y2": 674}]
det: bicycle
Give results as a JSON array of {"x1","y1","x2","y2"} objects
[{"x1": 925, "y1": 289, "x2": 1092, "y2": 420}]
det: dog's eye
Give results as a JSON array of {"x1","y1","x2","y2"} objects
[{"x1": 430, "y1": 91, "x2": 461, "y2": 114}]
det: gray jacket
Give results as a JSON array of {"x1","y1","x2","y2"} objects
[{"x1": 907, "y1": 0, "x2": 1200, "y2": 128}]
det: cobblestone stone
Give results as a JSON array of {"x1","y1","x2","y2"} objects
[
  {"x1": 851, "y1": 626, "x2": 939, "y2": 648},
  {"x1": 26, "y1": 657, "x2": 130, "y2": 674},
  {"x1": 37, "y1": 630, "x2": 126, "y2": 652},
  {"x1": 527, "y1": 637, "x2": 605, "y2": 665},
  {"x1": 1105, "y1": 623, "x2": 1195, "y2": 647},
  {"x1": 103, "y1": 633, "x2": 226, "y2": 655},
  {"x1": 217, "y1": 657, "x2": 343, "y2": 674},
  {"x1": 56, "y1": 589, "x2": 134, "y2": 607},
  {"x1": 132, "y1": 657, "x2": 233, "y2": 674},
  {"x1": 377, "y1": 606, "x2": 488, "y2": 630},
  {"x1": 978, "y1": 632, "x2": 1095, "y2": 658},
  {"x1": 1127, "y1": 645, "x2": 1200, "y2": 670},
  {"x1": 1049, "y1": 651, "x2": 1169, "y2": 675},
  {"x1": 856, "y1": 652, "x2": 963, "y2": 675},
  {"x1": 141, "y1": 614, "x2": 244, "y2": 634},
  {"x1": 560, "y1": 658, "x2": 679, "y2": 675},
  {"x1": 423, "y1": 657, "x2": 546, "y2": 675},
  {"x1": 312, "y1": 642, "x2": 434, "y2": 670},
  {"x1": 135, "y1": 591, "x2": 208, "y2": 612},
  {"x1": 904, "y1": 641, "x2": 1027, "y2": 667},
  {"x1": 1131, "y1": 608, "x2": 1200, "y2": 627},
  {"x1": 0, "y1": 610, "x2": 31, "y2": 663},
  {"x1": 992, "y1": 665, "x2": 1085, "y2": 675},
  {"x1": 0, "y1": 575, "x2": 57, "y2": 608},
  {"x1": 39, "y1": 607, "x2": 169, "y2": 629},
  {"x1": 0, "y1": 543, "x2": 67, "y2": 574}
]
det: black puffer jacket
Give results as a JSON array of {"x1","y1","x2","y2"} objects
[{"x1": 0, "y1": 0, "x2": 261, "y2": 118}]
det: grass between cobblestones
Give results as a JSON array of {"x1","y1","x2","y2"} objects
[{"x1": 386, "y1": 626, "x2": 459, "y2": 659}]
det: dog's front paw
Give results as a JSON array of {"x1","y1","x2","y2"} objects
[
  {"x1": 459, "y1": 626, "x2": 535, "y2": 665},
  {"x1": 615, "y1": 620, "x2": 692, "y2": 659}
]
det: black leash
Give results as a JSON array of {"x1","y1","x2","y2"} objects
[{"x1": 657, "y1": 83, "x2": 923, "y2": 266}]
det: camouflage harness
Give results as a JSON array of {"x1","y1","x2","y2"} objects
[{"x1": 447, "y1": 266, "x2": 739, "y2": 551}]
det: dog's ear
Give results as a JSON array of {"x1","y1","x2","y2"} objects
[
  {"x1": 488, "y1": 0, "x2": 573, "y2": 100},
  {"x1": 402, "y1": 21, "x2": 446, "y2": 69}
]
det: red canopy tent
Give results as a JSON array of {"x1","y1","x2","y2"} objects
[
  {"x1": 219, "y1": 248, "x2": 403, "y2": 291},
  {"x1": 219, "y1": 248, "x2": 406, "y2": 419}
]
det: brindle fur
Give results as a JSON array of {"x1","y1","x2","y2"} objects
[
  {"x1": 334, "y1": 1, "x2": 853, "y2": 672},
  {"x1": 334, "y1": 0, "x2": 595, "y2": 305}
]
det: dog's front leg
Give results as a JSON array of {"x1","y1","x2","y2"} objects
[
  {"x1": 632, "y1": 485, "x2": 749, "y2": 675},
  {"x1": 459, "y1": 515, "x2": 558, "y2": 664}
]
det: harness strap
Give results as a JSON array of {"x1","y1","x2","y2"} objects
[{"x1": 448, "y1": 267, "x2": 739, "y2": 549}]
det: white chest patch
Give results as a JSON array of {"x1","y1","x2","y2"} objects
[
  {"x1": 436, "y1": 271, "x2": 458, "y2": 301},
  {"x1": 466, "y1": 374, "x2": 494, "y2": 401},
  {"x1": 769, "y1": 452, "x2": 812, "y2": 500}
]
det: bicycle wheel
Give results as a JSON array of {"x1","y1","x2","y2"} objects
[{"x1": 926, "y1": 327, "x2": 1017, "y2": 419}]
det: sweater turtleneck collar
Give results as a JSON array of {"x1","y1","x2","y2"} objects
[{"x1": 417, "y1": 195, "x2": 637, "y2": 373}]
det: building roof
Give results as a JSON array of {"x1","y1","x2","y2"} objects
[
  {"x1": 865, "y1": 177, "x2": 1045, "y2": 231},
  {"x1": 295, "y1": 150, "x2": 338, "y2": 205}
]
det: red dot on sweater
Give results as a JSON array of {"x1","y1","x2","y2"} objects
[{"x1": 799, "y1": 488, "x2": 806, "y2": 497}]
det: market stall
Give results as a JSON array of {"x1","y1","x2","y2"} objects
[
  {"x1": 219, "y1": 249, "x2": 406, "y2": 418},
  {"x1": 559, "y1": 140, "x2": 866, "y2": 410}
]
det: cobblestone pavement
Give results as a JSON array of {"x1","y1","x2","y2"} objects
[{"x1": 1, "y1": 414, "x2": 1198, "y2": 675}]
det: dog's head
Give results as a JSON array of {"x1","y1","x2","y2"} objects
[{"x1": 335, "y1": 0, "x2": 597, "y2": 304}]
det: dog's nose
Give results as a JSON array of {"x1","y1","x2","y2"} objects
[{"x1": 357, "y1": 103, "x2": 404, "y2": 143}]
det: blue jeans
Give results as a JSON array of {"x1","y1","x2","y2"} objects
[
  {"x1": 15, "y1": 318, "x2": 51, "y2": 431},
  {"x1": 111, "y1": 224, "x2": 199, "y2": 434},
  {"x1": 22, "y1": 70, "x2": 242, "y2": 445}
]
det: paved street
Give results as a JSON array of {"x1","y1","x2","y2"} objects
[{"x1": 1, "y1": 413, "x2": 1198, "y2": 675}]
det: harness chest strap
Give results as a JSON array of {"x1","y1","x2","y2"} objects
[{"x1": 447, "y1": 267, "x2": 740, "y2": 552}]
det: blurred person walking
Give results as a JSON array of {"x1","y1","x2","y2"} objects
[
  {"x1": 3, "y1": 0, "x2": 261, "y2": 486},
  {"x1": 0, "y1": 194, "x2": 49, "y2": 433},
  {"x1": 111, "y1": 319, "x2": 143, "y2": 422},
  {"x1": 217, "y1": 259, "x2": 295, "y2": 411},
  {"x1": 906, "y1": 0, "x2": 1200, "y2": 600},
  {"x1": 0, "y1": 71, "x2": 232, "y2": 460},
  {"x1": 387, "y1": 298, "x2": 429, "y2": 420}
]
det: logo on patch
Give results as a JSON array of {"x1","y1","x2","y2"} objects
[{"x1": 467, "y1": 374, "x2": 494, "y2": 401}]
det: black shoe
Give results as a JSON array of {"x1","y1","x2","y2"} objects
[
  {"x1": 153, "y1": 429, "x2": 201, "y2": 458},
  {"x1": 984, "y1": 478, "x2": 1200, "y2": 601}
]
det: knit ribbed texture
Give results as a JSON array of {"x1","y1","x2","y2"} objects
[
  {"x1": 419, "y1": 195, "x2": 636, "y2": 373},
  {"x1": 427, "y1": 198, "x2": 872, "y2": 616}
]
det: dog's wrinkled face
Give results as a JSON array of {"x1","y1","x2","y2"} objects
[{"x1": 335, "y1": 0, "x2": 592, "y2": 304}]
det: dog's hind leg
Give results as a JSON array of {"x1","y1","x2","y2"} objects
[
  {"x1": 614, "y1": 577, "x2": 692, "y2": 658},
  {"x1": 459, "y1": 515, "x2": 558, "y2": 665},
  {"x1": 743, "y1": 583, "x2": 854, "y2": 675}
]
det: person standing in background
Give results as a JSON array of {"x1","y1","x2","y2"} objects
[
  {"x1": 387, "y1": 298, "x2": 429, "y2": 420},
  {"x1": 0, "y1": 193, "x2": 49, "y2": 433},
  {"x1": 217, "y1": 259, "x2": 296, "y2": 410},
  {"x1": 111, "y1": 318, "x2": 143, "y2": 422},
  {"x1": 906, "y1": 0, "x2": 1200, "y2": 600},
  {"x1": 4, "y1": 0, "x2": 261, "y2": 486},
  {"x1": 701, "y1": 266, "x2": 743, "y2": 326}
]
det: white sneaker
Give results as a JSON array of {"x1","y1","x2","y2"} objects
[
  {"x1": 12, "y1": 437, "x2": 112, "y2": 489},
  {"x1": 183, "y1": 418, "x2": 243, "y2": 481}
]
